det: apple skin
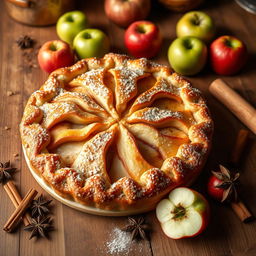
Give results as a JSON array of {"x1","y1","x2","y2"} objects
[
  {"x1": 156, "y1": 187, "x2": 210, "y2": 240},
  {"x1": 207, "y1": 175, "x2": 224, "y2": 202},
  {"x1": 104, "y1": 0, "x2": 151, "y2": 28},
  {"x1": 124, "y1": 20, "x2": 162, "y2": 58},
  {"x1": 38, "y1": 40, "x2": 74, "y2": 73},
  {"x1": 210, "y1": 35, "x2": 247, "y2": 75},
  {"x1": 56, "y1": 11, "x2": 88, "y2": 45},
  {"x1": 73, "y1": 29, "x2": 110, "y2": 59},
  {"x1": 168, "y1": 36, "x2": 207, "y2": 76},
  {"x1": 176, "y1": 11, "x2": 215, "y2": 43}
]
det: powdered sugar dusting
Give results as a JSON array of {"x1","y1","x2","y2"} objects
[
  {"x1": 40, "y1": 102, "x2": 77, "y2": 125},
  {"x1": 138, "y1": 107, "x2": 183, "y2": 122},
  {"x1": 113, "y1": 66, "x2": 144, "y2": 98},
  {"x1": 105, "y1": 228, "x2": 143, "y2": 255},
  {"x1": 136, "y1": 79, "x2": 177, "y2": 104},
  {"x1": 54, "y1": 91, "x2": 103, "y2": 111},
  {"x1": 72, "y1": 131, "x2": 113, "y2": 178},
  {"x1": 75, "y1": 69, "x2": 110, "y2": 98},
  {"x1": 22, "y1": 124, "x2": 49, "y2": 153}
]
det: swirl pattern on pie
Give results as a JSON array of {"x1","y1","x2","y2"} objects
[{"x1": 20, "y1": 53, "x2": 213, "y2": 214}]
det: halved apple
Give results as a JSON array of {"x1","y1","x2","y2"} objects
[{"x1": 156, "y1": 187, "x2": 209, "y2": 239}]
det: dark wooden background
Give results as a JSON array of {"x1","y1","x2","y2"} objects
[{"x1": 0, "y1": 0, "x2": 256, "y2": 255}]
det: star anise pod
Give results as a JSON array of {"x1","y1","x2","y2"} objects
[
  {"x1": 30, "y1": 195, "x2": 52, "y2": 217},
  {"x1": 16, "y1": 35, "x2": 36, "y2": 49},
  {"x1": 122, "y1": 217, "x2": 150, "y2": 241},
  {"x1": 212, "y1": 165, "x2": 240, "y2": 202},
  {"x1": 24, "y1": 216, "x2": 54, "y2": 239},
  {"x1": 0, "y1": 161, "x2": 16, "y2": 184}
]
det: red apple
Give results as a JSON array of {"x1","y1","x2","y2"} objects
[
  {"x1": 38, "y1": 40, "x2": 74, "y2": 73},
  {"x1": 207, "y1": 175, "x2": 224, "y2": 202},
  {"x1": 104, "y1": 0, "x2": 151, "y2": 28},
  {"x1": 124, "y1": 20, "x2": 162, "y2": 58},
  {"x1": 207, "y1": 165, "x2": 240, "y2": 202},
  {"x1": 156, "y1": 187, "x2": 210, "y2": 239},
  {"x1": 210, "y1": 35, "x2": 247, "y2": 75}
]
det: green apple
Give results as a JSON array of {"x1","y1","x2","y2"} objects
[
  {"x1": 56, "y1": 11, "x2": 88, "y2": 45},
  {"x1": 73, "y1": 29, "x2": 110, "y2": 59},
  {"x1": 168, "y1": 36, "x2": 207, "y2": 76},
  {"x1": 176, "y1": 11, "x2": 215, "y2": 43}
]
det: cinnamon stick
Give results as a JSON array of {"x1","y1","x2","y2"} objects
[
  {"x1": 228, "y1": 129, "x2": 253, "y2": 222},
  {"x1": 209, "y1": 79, "x2": 256, "y2": 134},
  {"x1": 3, "y1": 188, "x2": 37, "y2": 232},
  {"x1": 231, "y1": 201, "x2": 254, "y2": 223},
  {"x1": 3, "y1": 181, "x2": 31, "y2": 226},
  {"x1": 230, "y1": 129, "x2": 249, "y2": 165}
]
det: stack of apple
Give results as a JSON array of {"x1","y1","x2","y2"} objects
[
  {"x1": 38, "y1": 11, "x2": 110, "y2": 73},
  {"x1": 168, "y1": 11, "x2": 247, "y2": 76}
]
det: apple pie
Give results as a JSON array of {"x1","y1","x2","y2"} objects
[{"x1": 20, "y1": 53, "x2": 213, "y2": 214}]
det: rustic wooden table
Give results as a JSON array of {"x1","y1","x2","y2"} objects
[{"x1": 1, "y1": 0, "x2": 256, "y2": 255}]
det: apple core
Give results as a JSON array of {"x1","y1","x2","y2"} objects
[{"x1": 171, "y1": 204, "x2": 186, "y2": 220}]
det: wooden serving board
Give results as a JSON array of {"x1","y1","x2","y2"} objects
[{"x1": 1, "y1": 0, "x2": 256, "y2": 255}]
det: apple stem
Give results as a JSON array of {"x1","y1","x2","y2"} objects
[
  {"x1": 192, "y1": 14, "x2": 201, "y2": 26},
  {"x1": 49, "y1": 44, "x2": 58, "y2": 51},
  {"x1": 224, "y1": 38, "x2": 233, "y2": 48},
  {"x1": 184, "y1": 39, "x2": 193, "y2": 50},
  {"x1": 136, "y1": 26, "x2": 146, "y2": 34}
]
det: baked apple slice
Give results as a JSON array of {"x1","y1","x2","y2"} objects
[
  {"x1": 41, "y1": 102, "x2": 101, "y2": 129},
  {"x1": 48, "y1": 122, "x2": 105, "y2": 150},
  {"x1": 116, "y1": 124, "x2": 153, "y2": 182},
  {"x1": 126, "y1": 123, "x2": 189, "y2": 159},
  {"x1": 109, "y1": 67, "x2": 149, "y2": 114},
  {"x1": 53, "y1": 91, "x2": 108, "y2": 117},
  {"x1": 72, "y1": 125, "x2": 118, "y2": 185},
  {"x1": 129, "y1": 77, "x2": 180, "y2": 114},
  {"x1": 69, "y1": 69, "x2": 118, "y2": 118},
  {"x1": 127, "y1": 107, "x2": 189, "y2": 132},
  {"x1": 156, "y1": 187, "x2": 209, "y2": 239}
]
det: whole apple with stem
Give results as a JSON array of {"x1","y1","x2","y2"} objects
[
  {"x1": 168, "y1": 36, "x2": 207, "y2": 76},
  {"x1": 104, "y1": 0, "x2": 151, "y2": 28},
  {"x1": 176, "y1": 11, "x2": 215, "y2": 43},
  {"x1": 210, "y1": 35, "x2": 247, "y2": 75},
  {"x1": 38, "y1": 40, "x2": 74, "y2": 73},
  {"x1": 73, "y1": 29, "x2": 110, "y2": 59},
  {"x1": 156, "y1": 187, "x2": 210, "y2": 239},
  {"x1": 124, "y1": 20, "x2": 162, "y2": 58},
  {"x1": 57, "y1": 11, "x2": 88, "y2": 45}
]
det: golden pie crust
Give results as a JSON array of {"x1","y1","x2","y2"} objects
[{"x1": 20, "y1": 53, "x2": 213, "y2": 213}]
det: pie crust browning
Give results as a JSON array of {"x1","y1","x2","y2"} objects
[{"x1": 20, "y1": 53, "x2": 213, "y2": 212}]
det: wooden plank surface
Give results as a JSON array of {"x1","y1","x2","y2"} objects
[{"x1": 1, "y1": 0, "x2": 256, "y2": 255}]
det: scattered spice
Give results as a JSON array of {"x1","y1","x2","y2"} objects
[
  {"x1": 24, "y1": 216, "x2": 53, "y2": 239},
  {"x1": 4, "y1": 126, "x2": 10, "y2": 130},
  {"x1": 122, "y1": 217, "x2": 150, "y2": 240},
  {"x1": 7, "y1": 90, "x2": 14, "y2": 96},
  {"x1": 30, "y1": 194, "x2": 52, "y2": 217},
  {"x1": 0, "y1": 161, "x2": 16, "y2": 184},
  {"x1": 16, "y1": 35, "x2": 39, "y2": 72},
  {"x1": 16, "y1": 35, "x2": 36, "y2": 50},
  {"x1": 212, "y1": 165, "x2": 240, "y2": 202},
  {"x1": 22, "y1": 47, "x2": 39, "y2": 72}
]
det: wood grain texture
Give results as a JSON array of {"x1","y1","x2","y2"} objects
[{"x1": 0, "y1": 0, "x2": 256, "y2": 255}]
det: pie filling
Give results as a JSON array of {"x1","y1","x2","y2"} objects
[{"x1": 46, "y1": 70, "x2": 194, "y2": 184}]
